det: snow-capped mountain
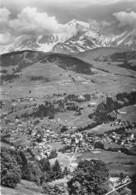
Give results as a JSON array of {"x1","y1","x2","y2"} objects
[{"x1": 0, "y1": 19, "x2": 135, "y2": 54}]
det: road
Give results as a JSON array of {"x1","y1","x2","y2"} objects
[{"x1": 105, "y1": 181, "x2": 132, "y2": 195}]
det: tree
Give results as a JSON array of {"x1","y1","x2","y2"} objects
[
  {"x1": 63, "y1": 166, "x2": 69, "y2": 176},
  {"x1": 39, "y1": 159, "x2": 63, "y2": 183},
  {"x1": 130, "y1": 172, "x2": 136, "y2": 194},
  {"x1": 1, "y1": 147, "x2": 21, "y2": 188},
  {"x1": 48, "y1": 150, "x2": 58, "y2": 159},
  {"x1": 1, "y1": 172, "x2": 21, "y2": 188},
  {"x1": 94, "y1": 141, "x2": 104, "y2": 149},
  {"x1": 48, "y1": 112, "x2": 55, "y2": 119},
  {"x1": 39, "y1": 158, "x2": 51, "y2": 172},
  {"x1": 119, "y1": 172, "x2": 125, "y2": 183},
  {"x1": 52, "y1": 160, "x2": 63, "y2": 180},
  {"x1": 68, "y1": 159, "x2": 109, "y2": 195},
  {"x1": 36, "y1": 136, "x2": 43, "y2": 142},
  {"x1": 42, "y1": 181, "x2": 68, "y2": 195},
  {"x1": 61, "y1": 126, "x2": 68, "y2": 133},
  {"x1": 22, "y1": 162, "x2": 42, "y2": 184},
  {"x1": 119, "y1": 187, "x2": 132, "y2": 195}
]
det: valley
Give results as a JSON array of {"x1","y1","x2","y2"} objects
[
  {"x1": 1, "y1": 0, "x2": 136, "y2": 193},
  {"x1": 0, "y1": 47, "x2": 136, "y2": 194}
]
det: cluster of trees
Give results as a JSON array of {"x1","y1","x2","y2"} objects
[
  {"x1": 1, "y1": 147, "x2": 21, "y2": 188},
  {"x1": 58, "y1": 145, "x2": 71, "y2": 153},
  {"x1": 106, "y1": 147, "x2": 136, "y2": 156},
  {"x1": 42, "y1": 182, "x2": 68, "y2": 195},
  {"x1": 21, "y1": 93, "x2": 97, "y2": 120},
  {"x1": 89, "y1": 91, "x2": 136, "y2": 123},
  {"x1": 33, "y1": 101, "x2": 56, "y2": 119},
  {"x1": 48, "y1": 150, "x2": 58, "y2": 159},
  {"x1": 22, "y1": 97, "x2": 81, "y2": 119},
  {"x1": 52, "y1": 93, "x2": 97, "y2": 101},
  {"x1": 39, "y1": 158, "x2": 65, "y2": 184},
  {"x1": 44, "y1": 53, "x2": 92, "y2": 75},
  {"x1": 0, "y1": 147, "x2": 66, "y2": 188},
  {"x1": 94, "y1": 141, "x2": 104, "y2": 149},
  {"x1": 1, "y1": 74, "x2": 20, "y2": 83},
  {"x1": 129, "y1": 172, "x2": 136, "y2": 194},
  {"x1": 1, "y1": 147, "x2": 135, "y2": 195},
  {"x1": 68, "y1": 159, "x2": 110, "y2": 195},
  {"x1": 110, "y1": 51, "x2": 136, "y2": 62},
  {"x1": 106, "y1": 122, "x2": 136, "y2": 136},
  {"x1": 64, "y1": 94, "x2": 91, "y2": 102},
  {"x1": 30, "y1": 76, "x2": 50, "y2": 82},
  {"x1": 96, "y1": 51, "x2": 136, "y2": 71},
  {"x1": 110, "y1": 51, "x2": 136, "y2": 71},
  {"x1": 76, "y1": 122, "x2": 99, "y2": 132}
]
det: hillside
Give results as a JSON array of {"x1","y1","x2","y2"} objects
[
  {"x1": 0, "y1": 51, "x2": 93, "y2": 84},
  {"x1": 0, "y1": 51, "x2": 92, "y2": 71},
  {"x1": 0, "y1": 180, "x2": 44, "y2": 195},
  {"x1": 74, "y1": 47, "x2": 133, "y2": 61},
  {"x1": 74, "y1": 47, "x2": 136, "y2": 73},
  {"x1": 1, "y1": 48, "x2": 135, "y2": 96}
]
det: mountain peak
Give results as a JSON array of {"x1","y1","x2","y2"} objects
[
  {"x1": 66, "y1": 19, "x2": 88, "y2": 27},
  {"x1": 67, "y1": 19, "x2": 77, "y2": 25}
]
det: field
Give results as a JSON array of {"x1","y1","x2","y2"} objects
[
  {"x1": 77, "y1": 150, "x2": 136, "y2": 177},
  {"x1": 119, "y1": 105, "x2": 136, "y2": 122},
  {"x1": 47, "y1": 148, "x2": 136, "y2": 177},
  {"x1": 0, "y1": 141, "x2": 12, "y2": 149}
]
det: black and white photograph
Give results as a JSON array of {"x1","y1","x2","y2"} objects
[{"x1": 0, "y1": 0, "x2": 136, "y2": 194}]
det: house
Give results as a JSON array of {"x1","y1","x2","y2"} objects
[{"x1": 78, "y1": 95, "x2": 85, "y2": 102}]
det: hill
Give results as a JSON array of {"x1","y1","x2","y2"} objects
[
  {"x1": 74, "y1": 47, "x2": 133, "y2": 61},
  {"x1": 74, "y1": 47, "x2": 136, "y2": 72},
  {"x1": 1, "y1": 48, "x2": 135, "y2": 97},
  {"x1": 0, "y1": 50, "x2": 93, "y2": 84}
]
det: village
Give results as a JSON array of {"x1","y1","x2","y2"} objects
[
  {"x1": 1, "y1": 90, "x2": 136, "y2": 191},
  {"x1": 1, "y1": 113, "x2": 136, "y2": 162}
]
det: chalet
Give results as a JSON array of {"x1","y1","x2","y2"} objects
[{"x1": 78, "y1": 95, "x2": 85, "y2": 102}]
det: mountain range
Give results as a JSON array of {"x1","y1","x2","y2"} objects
[{"x1": 0, "y1": 19, "x2": 136, "y2": 55}]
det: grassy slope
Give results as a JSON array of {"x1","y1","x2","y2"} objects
[
  {"x1": 75, "y1": 47, "x2": 136, "y2": 74},
  {"x1": 0, "y1": 180, "x2": 44, "y2": 195},
  {"x1": 77, "y1": 150, "x2": 136, "y2": 177},
  {"x1": 0, "y1": 51, "x2": 92, "y2": 74}
]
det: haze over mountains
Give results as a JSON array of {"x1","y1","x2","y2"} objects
[{"x1": 0, "y1": 19, "x2": 136, "y2": 55}]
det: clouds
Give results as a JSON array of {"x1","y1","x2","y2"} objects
[
  {"x1": 89, "y1": 19, "x2": 111, "y2": 30},
  {"x1": 0, "y1": 32, "x2": 13, "y2": 45},
  {"x1": 0, "y1": 7, "x2": 66, "y2": 35},
  {"x1": 0, "y1": 7, "x2": 67, "y2": 44},
  {"x1": 0, "y1": 7, "x2": 11, "y2": 32},
  {"x1": 0, "y1": 0, "x2": 136, "y2": 45},
  {"x1": 0, "y1": 7, "x2": 10, "y2": 23},
  {"x1": 113, "y1": 11, "x2": 136, "y2": 28},
  {"x1": 9, "y1": 7, "x2": 66, "y2": 35},
  {"x1": 1, "y1": 0, "x2": 135, "y2": 8}
]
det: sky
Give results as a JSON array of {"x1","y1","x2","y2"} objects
[{"x1": 0, "y1": 0, "x2": 136, "y2": 45}]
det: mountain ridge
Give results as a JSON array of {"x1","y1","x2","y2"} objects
[{"x1": 0, "y1": 20, "x2": 135, "y2": 55}]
